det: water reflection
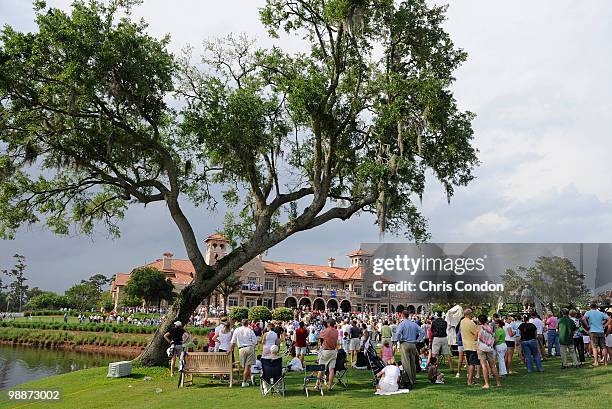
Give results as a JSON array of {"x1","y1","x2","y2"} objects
[{"x1": 0, "y1": 344, "x2": 134, "y2": 390}]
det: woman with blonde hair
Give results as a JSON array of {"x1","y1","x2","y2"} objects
[{"x1": 212, "y1": 319, "x2": 233, "y2": 353}]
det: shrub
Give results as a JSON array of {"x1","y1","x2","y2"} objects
[
  {"x1": 229, "y1": 307, "x2": 249, "y2": 321},
  {"x1": 248, "y1": 306, "x2": 272, "y2": 322},
  {"x1": 272, "y1": 307, "x2": 293, "y2": 322}
]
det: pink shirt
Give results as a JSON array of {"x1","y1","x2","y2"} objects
[
  {"x1": 381, "y1": 345, "x2": 394, "y2": 362},
  {"x1": 546, "y1": 316, "x2": 558, "y2": 330}
]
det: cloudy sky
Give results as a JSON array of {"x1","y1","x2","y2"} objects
[{"x1": 1, "y1": 0, "x2": 612, "y2": 293}]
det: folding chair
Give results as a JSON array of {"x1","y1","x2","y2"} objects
[
  {"x1": 327, "y1": 348, "x2": 348, "y2": 389},
  {"x1": 260, "y1": 358, "x2": 285, "y2": 397},
  {"x1": 303, "y1": 364, "x2": 325, "y2": 397}
]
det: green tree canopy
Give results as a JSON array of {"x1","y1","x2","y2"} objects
[
  {"x1": 65, "y1": 282, "x2": 100, "y2": 310},
  {"x1": 2, "y1": 254, "x2": 29, "y2": 311},
  {"x1": 81, "y1": 273, "x2": 111, "y2": 292},
  {"x1": 124, "y1": 267, "x2": 175, "y2": 307},
  {"x1": 502, "y1": 256, "x2": 591, "y2": 307},
  {"x1": 26, "y1": 291, "x2": 69, "y2": 309},
  {"x1": 0, "y1": 0, "x2": 477, "y2": 365}
]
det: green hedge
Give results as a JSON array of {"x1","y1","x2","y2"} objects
[
  {"x1": 0, "y1": 327, "x2": 150, "y2": 348},
  {"x1": 22, "y1": 309, "x2": 168, "y2": 320},
  {"x1": 248, "y1": 306, "x2": 272, "y2": 321},
  {"x1": 272, "y1": 307, "x2": 294, "y2": 322},
  {"x1": 229, "y1": 307, "x2": 249, "y2": 321},
  {"x1": 0, "y1": 320, "x2": 211, "y2": 336}
]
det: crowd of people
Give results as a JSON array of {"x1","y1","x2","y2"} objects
[{"x1": 163, "y1": 303, "x2": 612, "y2": 393}]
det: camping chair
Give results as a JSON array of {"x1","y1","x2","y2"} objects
[
  {"x1": 260, "y1": 358, "x2": 285, "y2": 397},
  {"x1": 303, "y1": 364, "x2": 325, "y2": 397},
  {"x1": 327, "y1": 348, "x2": 348, "y2": 389}
]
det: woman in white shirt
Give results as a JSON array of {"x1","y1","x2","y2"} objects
[
  {"x1": 262, "y1": 322, "x2": 279, "y2": 357},
  {"x1": 212, "y1": 322, "x2": 233, "y2": 353},
  {"x1": 504, "y1": 317, "x2": 516, "y2": 374},
  {"x1": 376, "y1": 362, "x2": 400, "y2": 393}
]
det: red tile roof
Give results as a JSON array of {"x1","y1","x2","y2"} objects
[
  {"x1": 113, "y1": 253, "x2": 365, "y2": 288},
  {"x1": 204, "y1": 233, "x2": 228, "y2": 242},
  {"x1": 347, "y1": 249, "x2": 371, "y2": 257},
  {"x1": 262, "y1": 260, "x2": 362, "y2": 281}
]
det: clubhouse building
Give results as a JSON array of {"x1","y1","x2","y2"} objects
[{"x1": 110, "y1": 234, "x2": 422, "y2": 314}]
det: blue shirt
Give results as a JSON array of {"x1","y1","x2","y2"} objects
[
  {"x1": 584, "y1": 309, "x2": 608, "y2": 333},
  {"x1": 511, "y1": 321, "x2": 521, "y2": 337},
  {"x1": 396, "y1": 319, "x2": 420, "y2": 343}
]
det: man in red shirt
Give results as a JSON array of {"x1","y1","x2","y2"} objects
[
  {"x1": 318, "y1": 319, "x2": 338, "y2": 390},
  {"x1": 295, "y1": 321, "x2": 309, "y2": 365}
]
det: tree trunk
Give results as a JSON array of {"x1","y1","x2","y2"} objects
[{"x1": 135, "y1": 249, "x2": 254, "y2": 366}]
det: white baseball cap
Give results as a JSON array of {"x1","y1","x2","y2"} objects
[{"x1": 174, "y1": 321, "x2": 182, "y2": 327}]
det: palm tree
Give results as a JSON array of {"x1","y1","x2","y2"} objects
[{"x1": 216, "y1": 273, "x2": 242, "y2": 315}]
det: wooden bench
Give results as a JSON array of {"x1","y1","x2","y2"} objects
[{"x1": 178, "y1": 352, "x2": 239, "y2": 387}]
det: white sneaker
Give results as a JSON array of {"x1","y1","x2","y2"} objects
[
  {"x1": 241, "y1": 382, "x2": 249, "y2": 387},
  {"x1": 455, "y1": 373, "x2": 460, "y2": 378},
  {"x1": 435, "y1": 380, "x2": 445, "y2": 384}
]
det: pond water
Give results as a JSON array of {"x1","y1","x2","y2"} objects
[{"x1": 0, "y1": 344, "x2": 134, "y2": 390}]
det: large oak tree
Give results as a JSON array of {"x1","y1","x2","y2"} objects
[{"x1": 0, "y1": 0, "x2": 478, "y2": 365}]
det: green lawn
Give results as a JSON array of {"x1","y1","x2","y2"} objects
[{"x1": 1, "y1": 354, "x2": 611, "y2": 409}]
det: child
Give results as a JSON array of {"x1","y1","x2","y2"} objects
[
  {"x1": 287, "y1": 352, "x2": 303, "y2": 371},
  {"x1": 381, "y1": 340, "x2": 394, "y2": 363},
  {"x1": 428, "y1": 357, "x2": 445, "y2": 384},
  {"x1": 419, "y1": 347, "x2": 429, "y2": 370},
  {"x1": 582, "y1": 332, "x2": 591, "y2": 357},
  {"x1": 308, "y1": 328, "x2": 319, "y2": 350},
  {"x1": 251, "y1": 354, "x2": 262, "y2": 375},
  {"x1": 376, "y1": 361, "x2": 400, "y2": 393},
  {"x1": 207, "y1": 330, "x2": 215, "y2": 352},
  {"x1": 343, "y1": 332, "x2": 350, "y2": 352}
]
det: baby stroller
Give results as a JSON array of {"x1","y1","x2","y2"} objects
[
  {"x1": 363, "y1": 339, "x2": 386, "y2": 386},
  {"x1": 283, "y1": 338, "x2": 296, "y2": 357}
]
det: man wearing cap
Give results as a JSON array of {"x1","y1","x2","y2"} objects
[
  {"x1": 230, "y1": 319, "x2": 258, "y2": 387},
  {"x1": 163, "y1": 321, "x2": 189, "y2": 377}
]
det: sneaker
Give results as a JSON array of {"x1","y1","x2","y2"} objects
[
  {"x1": 241, "y1": 382, "x2": 249, "y2": 387},
  {"x1": 435, "y1": 380, "x2": 444, "y2": 384},
  {"x1": 455, "y1": 373, "x2": 460, "y2": 378}
]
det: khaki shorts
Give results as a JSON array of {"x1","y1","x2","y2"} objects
[
  {"x1": 319, "y1": 349, "x2": 338, "y2": 369},
  {"x1": 238, "y1": 346, "x2": 255, "y2": 368},
  {"x1": 431, "y1": 337, "x2": 450, "y2": 356},
  {"x1": 590, "y1": 332, "x2": 606, "y2": 349},
  {"x1": 477, "y1": 349, "x2": 496, "y2": 364},
  {"x1": 349, "y1": 338, "x2": 361, "y2": 351}
]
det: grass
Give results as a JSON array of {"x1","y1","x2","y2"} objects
[{"x1": 0, "y1": 352, "x2": 610, "y2": 409}]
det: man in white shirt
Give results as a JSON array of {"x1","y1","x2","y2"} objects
[
  {"x1": 529, "y1": 312, "x2": 546, "y2": 359},
  {"x1": 230, "y1": 319, "x2": 258, "y2": 387}
]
